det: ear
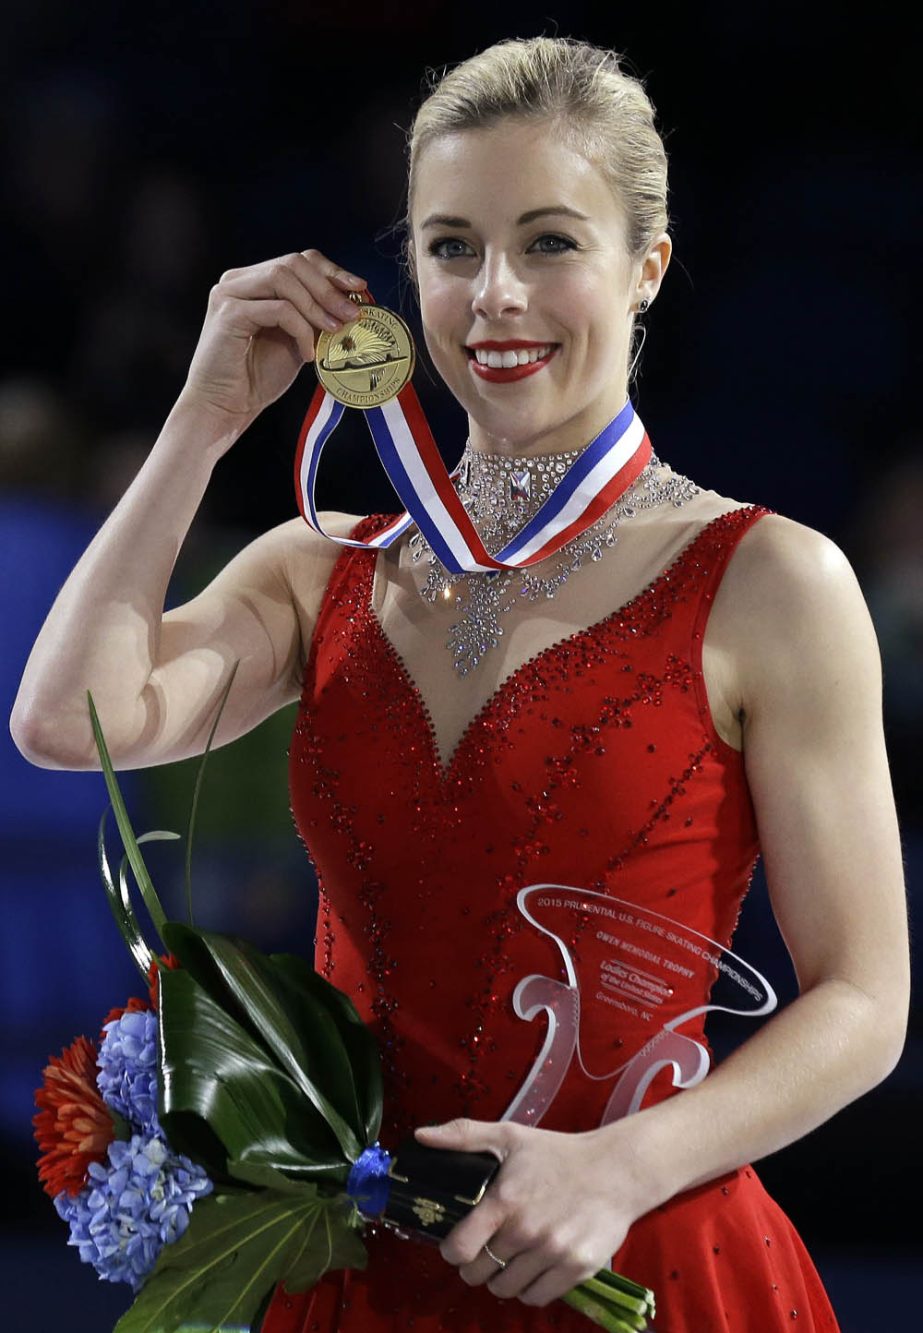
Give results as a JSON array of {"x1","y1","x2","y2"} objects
[{"x1": 633, "y1": 232, "x2": 672, "y2": 310}]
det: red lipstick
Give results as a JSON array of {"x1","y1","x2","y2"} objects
[
  {"x1": 468, "y1": 344, "x2": 558, "y2": 383},
  {"x1": 468, "y1": 339, "x2": 552, "y2": 350}
]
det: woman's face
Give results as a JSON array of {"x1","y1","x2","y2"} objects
[{"x1": 410, "y1": 117, "x2": 667, "y2": 455}]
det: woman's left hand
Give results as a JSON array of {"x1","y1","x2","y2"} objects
[{"x1": 413, "y1": 1118, "x2": 639, "y2": 1308}]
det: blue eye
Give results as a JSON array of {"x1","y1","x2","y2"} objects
[
  {"x1": 427, "y1": 237, "x2": 474, "y2": 259},
  {"x1": 529, "y1": 234, "x2": 576, "y2": 254}
]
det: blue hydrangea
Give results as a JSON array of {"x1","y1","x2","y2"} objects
[
  {"x1": 97, "y1": 1008, "x2": 160, "y2": 1132},
  {"x1": 54, "y1": 1132, "x2": 213, "y2": 1291}
]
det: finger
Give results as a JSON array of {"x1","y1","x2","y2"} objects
[
  {"x1": 438, "y1": 1192, "x2": 507, "y2": 1268},
  {"x1": 480, "y1": 1248, "x2": 551, "y2": 1302},
  {"x1": 514, "y1": 1256, "x2": 594, "y2": 1308},
  {"x1": 458, "y1": 1239, "x2": 522, "y2": 1288},
  {"x1": 291, "y1": 249, "x2": 369, "y2": 324},
  {"x1": 508, "y1": 1234, "x2": 600, "y2": 1307},
  {"x1": 415, "y1": 1117, "x2": 511, "y2": 1157},
  {"x1": 298, "y1": 246, "x2": 366, "y2": 291},
  {"x1": 224, "y1": 295, "x2": 318, "y2": 364},
  {"x1": 218, "y1": 255, "x2": 359, "y2": 333}
]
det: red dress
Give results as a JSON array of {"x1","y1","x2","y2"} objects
[{"x1": 264, "y1": 506, "x2": 840, "y2": 1332}]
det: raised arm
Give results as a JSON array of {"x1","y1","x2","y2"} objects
[{"x1": 10, "y1": 249, "x2": 367, "y2": 770}]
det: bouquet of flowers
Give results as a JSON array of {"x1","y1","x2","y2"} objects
[{"x1": 34, "y1": 668, "x2": 656, "y2": 1332}]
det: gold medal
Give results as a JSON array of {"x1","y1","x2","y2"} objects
[{"x1": 315, "y1": 293, "x2": 416, "y2": 407}]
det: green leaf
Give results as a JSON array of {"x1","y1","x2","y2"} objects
[
  {"x1": 184, "y1": 659, "x2": 241, "y2": 928},
  {"x1": 158, "y1": 967, "x2": 348, "y2": 1183},
  {"x1": 269, "y1": 952, "x2": 383, "y2": 1146},
  {"x1": 113, "y1": 1187, "x2": 366, "y2": 1333},
  {"x1": 243, "y1": 948, "x2": 373, "y2": 1148},
  {"x1": 98, "y1": 805, "x2": 154, "y2": 981},
  {"x1": 281, "y1": 1191, "x2": 367, "y2": 1292},
  {"x1": 88, "y1": 690, "x2": 169, "y2": 945},
  {"x1": 119, "y1": 831, "x2": 181, "y2": 935},
  {"x1": 162, "y1": 924, "x2": 364, "y2": 1162},
  {"x1": 226, "y1": 1160, "x2": 315, "y2": 1195}
]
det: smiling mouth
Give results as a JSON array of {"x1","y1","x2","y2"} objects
[{"x1": 465, "y1": 343, "x2": 559, "y2": 382}]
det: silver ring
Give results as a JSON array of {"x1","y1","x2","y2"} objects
[{"x1": 483, "y1": 1242, "x2": 508, "y2": 1270}]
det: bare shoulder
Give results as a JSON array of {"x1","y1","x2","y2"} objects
[
  {"x1": 278, "y1": 509, "x2": 367, "y2": 556},
  {"x1": 719, "y1": 511, "x2": 865, "y2": 630},
  {"x1": 276, "y1": 509, "x2": 366, "y2": 584},
  {"x1": 274, "y1": 510, "x2": 367, "y2": 676},
  {"x1": 711, "y1": 508, "x2": 881, "y2": 710}
]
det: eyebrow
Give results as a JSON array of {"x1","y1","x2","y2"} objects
[{"x1": 420, "y1": 205, "x2": 590, "y2": 230}]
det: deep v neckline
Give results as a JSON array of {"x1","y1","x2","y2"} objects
[{"x1": 366, "y1": 508, "x2": 752, "y2": 778}]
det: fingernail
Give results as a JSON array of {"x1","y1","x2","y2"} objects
[
  {"x1": 342, "y1": 273, "x2": 365, "y2": 287},
  {"x1": 322, "y1": 314, "x2": 341, "y2": 330}
]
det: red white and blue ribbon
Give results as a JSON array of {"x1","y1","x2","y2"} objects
[{"x1": 295, "y1": 357, "x2": 651, "y2": 574}]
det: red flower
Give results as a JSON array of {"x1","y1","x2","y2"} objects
[
  {"x1": 33, "y1": 1035, "x2": 114, "y2": 1198},
  {"x1": 146, "y1": 951, "x2": 180, "y2": 1012},
  {"x1": 34, "y1": 956, "x2": 182, "y2": 1200},
  {"x1": 97, "y1": 953, "x2": 181, "y2": 1036}
]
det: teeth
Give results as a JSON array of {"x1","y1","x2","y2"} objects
[{"x1": 473, "y1": 345, "x2": 553, "y2": 368}]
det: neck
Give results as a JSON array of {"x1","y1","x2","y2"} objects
[
  {"x1": 457, "y1": 440, "x2": 606, "y2": 549},
  {"x1": 466, "y1": 389, "x2": 631, "y2": 459},
  {"x1": 457, "y1": 395, "x2": 651, "y2": 553}
]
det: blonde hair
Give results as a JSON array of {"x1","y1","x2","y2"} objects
[{"x1": 405, "y1": 36, "x2": 670, "y2": 268}]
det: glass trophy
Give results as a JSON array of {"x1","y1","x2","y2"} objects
[{"x1": 501, "y1": 884, "x2": 777, "y2": 1129}]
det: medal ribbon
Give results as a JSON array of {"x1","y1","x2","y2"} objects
[{"x1": 294, "y1": 301, "x2": 651, "y2": 573}]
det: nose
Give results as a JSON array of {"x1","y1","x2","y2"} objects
[{"x1": 471, "y1": 250, "x2": 528, "y2": 322}]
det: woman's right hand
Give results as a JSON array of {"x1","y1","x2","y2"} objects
[{"x1": 179, "y1": 248, "x2": 366, "y2": 427}]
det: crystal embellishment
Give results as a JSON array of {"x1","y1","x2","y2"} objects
[
  {"x1": 510, "y1": 469, "x2": 531, "y2": 502},
  {"x1": 409, "y1": 441, "x2": 702, "y2": 675}
]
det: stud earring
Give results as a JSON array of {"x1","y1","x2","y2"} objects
[{"x1": 636, "y1": 298, "x2": 650, "y2": 314}]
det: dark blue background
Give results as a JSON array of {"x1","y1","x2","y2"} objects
[{"x1": 2, "y1": 2, "x2": 920, "y2": 1329}]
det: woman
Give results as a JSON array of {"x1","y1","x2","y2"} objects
[{"x1": 11, "y1": 35, "x2": 908, "y2": 1333}]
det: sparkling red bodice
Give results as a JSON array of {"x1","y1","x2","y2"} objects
[{"x1": 264, "y1": 505, "x2": 840, "y2": 1332}]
